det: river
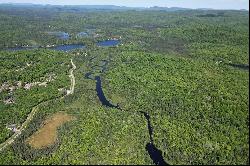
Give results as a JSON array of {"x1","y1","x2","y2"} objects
[{"x1": 84, "y1": 52, "x2": 168, "y2": 165}]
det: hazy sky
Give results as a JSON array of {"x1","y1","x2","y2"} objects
[{"x1": 0, "y1": 0, "x2": 249, "y2": 10}]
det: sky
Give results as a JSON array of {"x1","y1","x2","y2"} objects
[{"x1": 0, "y1": 0, "x2": 249, "y2": 10}]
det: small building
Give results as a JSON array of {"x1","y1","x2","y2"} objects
[
  {"x1": 6, "y1": 124, "x2": 20, "y2": 132},
  {"x1": 3, "y1": 96, "x2": 15, "y2": 105}
]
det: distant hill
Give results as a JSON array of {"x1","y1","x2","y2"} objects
[
  {"x1": 0, "y1": 3, "x2": 191, "y2": 11},
  {"x1": 148, "y1": 6, "x2": 191, "y2": 11},
  {"x1": 0, "y1": 3, "x2": 248, "y2": 11}
]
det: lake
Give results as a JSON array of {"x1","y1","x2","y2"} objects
[
  {"x1": 51, "y1": 44, "x2": 85, "y2": 52},
  {"x1": 4, "y1": 39, "x2": 120, "y2": 52},
  {"x1": 5, "y1": 44, "x2": 85, "y2": 52},
  {"x1": 6, "y1": 47, "x2": 38, "y2": 51}
]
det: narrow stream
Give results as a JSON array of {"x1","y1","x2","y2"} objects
[
  {"x1": 227, "y1": 63, "x2": 249, "y2": 70},
  {"x1": 140, "y1": 111, "x2": 153, "y2": 142},
  {"x1": 140, "y1": 111, "x2": 168, "y2": 165},
  {"x1": 95, "y1": 76, "x2": 120, "y2": 109},
  {"x1": 84, "y1": 56, "x2": 120, "y2": 109},
  {"x1": 84, "y1": 54, "x2": 168, "y2": 165},
  {"x1": 146, "y1": 143, "x2": 168, "y2": 165}
]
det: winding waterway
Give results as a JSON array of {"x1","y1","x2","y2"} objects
[
  {"x1": 84, "y1": 52, "x2": 168, "y2": 165},
  {"x1": 140, "y1": 111, "x2": 168, "y2": 165},
  {"x1": 4, "y1": 38, "x2": 167, "y2": 164},
  {"x1": 228, "y1": 63, "x2": 249, "y2": 71},
  {"x1": 84, "y1": 56, "x2": 120, "y2": 109}
]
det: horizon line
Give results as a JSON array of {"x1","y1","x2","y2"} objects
[{"x1": 0, "y1": 2, "x2": 249, "y2": 11}]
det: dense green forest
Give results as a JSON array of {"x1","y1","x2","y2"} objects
[{"x1": 0, "y1": 4, "x2": 249, "y2": 165}]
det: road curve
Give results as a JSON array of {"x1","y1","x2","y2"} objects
[{"x1": 69, "y1": 59, "x2": 76, "y2": 95}]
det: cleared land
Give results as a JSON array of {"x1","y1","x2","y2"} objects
[{"x1": 26, "y1": 112, "x2": 76, "y2": 149}]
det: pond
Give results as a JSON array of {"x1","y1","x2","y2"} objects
[
  {"x1": 77, "y1": 32, "x2": 89, "y2": 38},
  {"x1": 97, "y1": 40, "x2": 120, "y2": 47},
  {"x1": 47, "y1": 32, "x2": 70, "y2": 40}
]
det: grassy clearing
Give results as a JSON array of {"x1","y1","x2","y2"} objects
[{"x1": 26, "y1": 112, "x2": 76, "y2": 149}]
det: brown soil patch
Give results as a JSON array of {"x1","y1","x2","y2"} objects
[{"x1": 26, "y1": 112, "x2": 76, "y2": 149}]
